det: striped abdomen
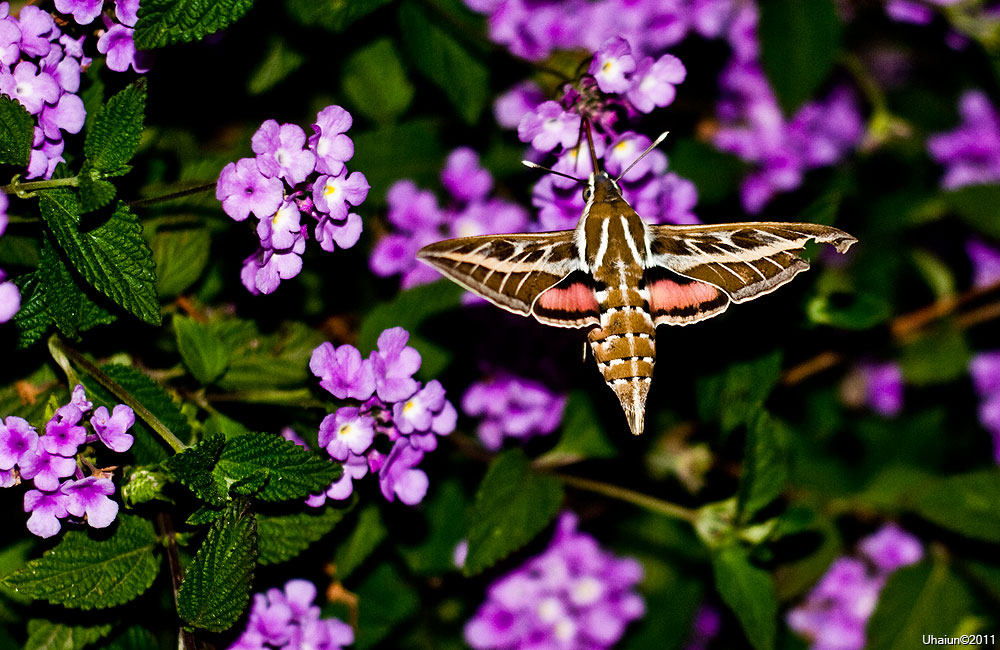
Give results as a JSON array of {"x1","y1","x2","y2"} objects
[{"x1": 587, "y1": 282, "x2": 656, "y2": 436}]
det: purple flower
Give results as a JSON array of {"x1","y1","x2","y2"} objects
[
  {"x1": 18, "y1": 449, "x2": 77, "y2": 492},
  {"x1": 626, "y1": 53, "x2": 686, "y2": 113},
  {"x1": 38, "y1": 92, "x2": 85, "y2": 139},
  {"x1": 683, "y1": 604, "x2": 722, "y2": 650},
  {"x1": 378, "y1": 440, "x2": 428, "y2": 505},
  {"x1": 23, "y1": 488, "x2": 69, "y2": 538},
  {"x1": 970, "y1": 350, "x2": 1000, "y2": 396},
  {"x1": 371, "y1": 327, "x2": 422, "y2": 403},
  {"x1": 494, "y1": 81, "x2": 545, "y2": 129},
  {"x1": 604, "y1": 132, "x2": 667, "y2": 181},
  {"x1": 90, "y1": 404, "x2": 135, "y2": 453},
  {"x1": 0, "y1": 416, "x2": 38, "y2": 470},
  {"x1": 41, "y1": 404, "x2": 87, "y2": 456},
  {"x1": 317, "y1": 407, "x2": 376, "y2": 461},
  {"x1": 315, "y1": 452, "x2": 369, "y2": 502},
  {"x1": 316, "y1": 212, "x2": 362, "y2": 252},
  {"x1": 928, "y1": 90, "x2": 1000, "y2": 189},
  {"x1": 17, "y1": 6, "x2": 55, "y2": 59},
  {"x1": 967, "y1": 238, "x2": 1000, "y2": 288},
  {"x1": 517, "y1": 101, "x2": 582, "y2": 153},
  {"x1": 229, "y1": 579, "x2": 353, "y2": 650},
  {"x1": 857, "y1": 523, "x2": 924, "y2": 574},
  {"x1": 61, "y1": 476, "x2": 119, "y2": 528},
  {"x1": 462, "y1": 373, "x2": 566, "y2": 450},
  {"x1": 54, "y1": 0, "x2": 104, "y2": 25},
  {"x1": 241, "y1": 236, "x2": 306, "y2": 295},
  {"x1": 862, "y1": 362, "x2": 904, "y2": 417},
  {"x1": 311, "y1": 171, "x2": 370, "y2": 220},
  {"x1": 0, "y1": 13, "x2": 20, "y2": 67},
  {"x1": 886, "y1": 0, "x2": 934, "y2": 24},
  {"x1": 115, "y1": 0, "x2": 139, "y2": 26},
  {"x1": 589, "y1": 37, "x2": 636, "y2": 94},
  {"x1": 96, "y1": 22, "x2": 151, "y2": 73},
  {"x1": 392, "y1": 379, "x2": 447, "y2": 434},
  {"x1": 256, "y1": 199, "x2": 302, "y2": 250},
  {"x1": 465, "y1": 511, "x2": 644, "y2": 649},
  {"x1": 0, "y1": 61, "x2": 59, "y2": 114},
  {"x1": 310, "y1": 342, "x2": 376, "y2": 401},
  {"x1": 217, "y1": 158, "x2": 285, "y2": 222},
  {"x1": 309, "y1": 105, "x2": 355, "y2": 177},
  {"x1": 443, "y1": 147, "x2": 494, "y2": 203},
  {"x1": 252, "y1": 120, "x2": 317, "y2": 186}
]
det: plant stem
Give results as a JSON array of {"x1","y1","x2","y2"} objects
[
  {"x1": 205, "y1": 388, "x2": 325, "y2": 407},
  {"x1": 1, "y1": 175, "x2": 79, "y2": 196},
  {"x1": 555, "y1": 473, "x2": 699, "y2": 523},
  {"x1": 49, "y1": 336, "x2": 187, "y2": 453},
  {"x1": 127, "y1": 182, "x2": 218, "y2": 209}
]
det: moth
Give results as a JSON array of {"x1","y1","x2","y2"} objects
[{"x1": 417, "y1": 130, "x2": 857, "y2": 436}]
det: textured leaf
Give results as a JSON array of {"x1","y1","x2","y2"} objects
[
  {"x1": 697, "y1": 350, "x2": 783, "y2": 434},
  {"x1": 759, "y1": 0, "x2": 841, "y2": 114},
  {"x1": 101, "y1": 363, "x2": 192, "y2": 442},
  {"x1": 175, "y1": 315, "x2": 231, "y2": 384},
  {"x1": 12, "y1": 273, "x2": 54, "y2": 348},
  {"x1": 24, "y1": 620, "x2": 113, "y2": 650},
  {"x1": 216, "y1": 432, "x2": 342, "y2": 502},
  {"x1": 40, "y1": 192, "x2": 160, "y2": 324},
  {"x1": 216, "y1": 320, "x2": 324, "y2": 390},
  {"x1": 737, "y1": 410, "x2": 789, "y2": 522},
  {"x1": 0, "y1": 95, "x2": 34, "y2": 166},
  {"x1": 150, "y1": 225, "x2": 211, "y2": 297},
  {"x1": 178, "y1": 501, "x2": 257, "y2": 632},
  {"x1": 35, "y1": 235, "x2": 116, "y2": 340},
  {"x1": 134, "y1": 0, "x2": 256, "y2": 49},
  {"x1": 911, "y1": 470, "x2": 1000, "y2": 542},
  {"x1": 83, "y1": 82, "x2": 146, "y2": 175},
  {"x1": 343, "y1": 38, "x2": 414, "y2": 124},
  {"x1": 1, "y1": 515, "x2": 160, "y2": 609},
  {"x1": 464, "y1": 450, "x2": 564, "y2": 576},
  {"x1": 286, "y1": 0, "x2": 393, "y2": 32},
  {"x1": 164, "y1": 434, "x2": 228, "y2": 505},
  {"x1": 354, "y1": 563, "x2": 419, "y2": 650},
  {"x1": 258, "y1": 505, "x2": 351, "y2": 565},
  {"x1": 105, "y1": 627, "x2": 159, "y2": 650},
  {"x1": 398, "y1": 0, "x2": 489, "y2": 124},
  {"x1": 78, "y1": 171, "x2": 117, "y2": 213},
  {"x1": 711, "y1": 545, "x2": 776, "y2": 650},
  {"x1": 334, "y1": 505, "x2": 387, "y2": 581},
  {"x1": 867, "y1": 562, "x2": 973, "y2": 650}
]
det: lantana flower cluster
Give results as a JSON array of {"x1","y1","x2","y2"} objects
[
  {"x1": 461, "y1": 372, "x2": 567, "y2": 450},
  {"x1": 370, "y1": 147, "x2": 528, "y2": 288},
  {"x1": 0, "y1": 385, "x2": 135, "y2": 538},
  {"x1": 217, "y1": 105, "x2": 369, "y2": 295},
  {"x1": 55, "y1": 0, "x2": 150, "y2": 72},
  {"x1": 787, "y1": 523, "x2": 923, "y2": 650},
  {"x1": 229, "y1": 579, "x2": 354, "y2": 650},
  {"x1": 0, "y1": 2, "x2": 88, "y2": 180},
  {"x1": 927, "y1": 90, "x2": 1000, "y2": 189},
  {"x1": 967, "y1": 238, "x2": 1000, "y2": 463},
  {"x1": 0, "y1": 192, "x2": 18, "y2": 323},
  {"x1": 464, "y1": 511, "x2": 645, "y2": 649},
  {"x1": 307, "y1": 327, "x2": 456, "y2": 506}
]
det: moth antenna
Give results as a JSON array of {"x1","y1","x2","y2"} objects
[
  {"x1": 615, "y1": 131, "x2": 670, "y2": 182},
  {"x1": 521, "y1": 160, "x2": 585, "y2": 184},
  {"x1": 583, "y1": 117, "x2": 601, "y2": 173}
]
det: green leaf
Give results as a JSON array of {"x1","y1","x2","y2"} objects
[
  {"x1": 944, "y1": 184, "x2": 1000, "y2": 239},
  {"x1": 343, "y1": 38, "x2": 414, "y2": 124},
  {"x1": 464, "y1": 450, "x2": 564, "y2": 576},
  {"x1": 665, "y1": 137, "x2": 743, "y2": 205},
  {"x1": 134, "y1": 0, "x2": 255, "y2": 49},
  {"x1": 805, "y1": 288, "x2": 893, "y2": 330},
  {"x1": 354, "y1": 563, "x2": 419, "y2": 650},
  {"x1": 24, "y1": 620, "x2": 113, "y2": 650},
  {"x1": 351, "y1": 119, "x2": 444, "y2": 205},
  {"x1": 537, "y1": 391, "x2": 616, "y2": 465},
  {"x1": 258, "y1": 505, "x2": 351, "y2": 565},
  {"x1": 40, "y1": 192, "x2": 160, "y2": 324},
  {"x1": 900, "y1": 324, "x2": 971, "y2": 386},
  {"x1": 178, "y1": 501, "x2": 258, "y2": 632},
  {"x1": 0, "y1": 95, "x2": 34, "y2": 166},
  {"x1": 248, "y1": 36, "x2": 305, "y2": 95},
  {"x1": 711, "y1": 545, "x2": 776, "y2": 650},
  {"x1": 35, "y1": 235, "x2": 116, "y2": 340},
  {"x1": 910, "y1": 470, "x2": 1000, "y2": 542},
  {"x1": 286, "y1": 0, "x2": 394, "y2": 32},
  {"x1": 218, "y1": 432, "x2": 343, "y2": 502},
  {"x1": 12, "y1": 273, "x2": 56, "y2": 348},
  {"x1": 164, "y1": 433, "x2": 228, "y2": 505},
  {"x1": 78, "y1": 171, "x2": 117, "y2": 213},
  {"x1": 358, "y1": 280, "x2": 463, "y2": 363},
  {"x1": 758, "y1": 0, "x2": 840, "y2": 114},
  {"x1": 399, "y1": 479, "x2": 468, "y2": 575},
  {"x1": 105, "y1": 627, "x2": 159, "y2": 650},
  {"x1": 910, "y1": 249, "x2": 955, "y2": 301},
  {"x1": 398, "y1": 0, "x2": 489, "y2": 124},
  {"x1": 215, "y1": 320, "x2": 324, "y2": 390},
  {"x1": 1, "y1": 515, "x2": 160, "y2": 609},
  {"x1": 696, "y1": 350, "x2": 783, "y2": 434},
  {"x1": 334, "y1": 505, "x2": 387, "y2": 582},
  {"x1": 737, "y1": 410, "x2": 789, "y2": 522},
  {"x1": 150, "y1": 225, "x2": 211, "y2": 297},
  {"x1": 174, "y1": 315, "x2": 231, "y2": 384},
  {"x1": 867, "y1": 561, "x2": 973, "y2": 650},
  {"x1": 83, "y1": 81, "x2": 146, "y2": 174}
]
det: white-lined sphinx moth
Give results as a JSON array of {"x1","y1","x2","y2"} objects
[{"x1": 417, "y1": 132, "x2": 856, "y2": 436}]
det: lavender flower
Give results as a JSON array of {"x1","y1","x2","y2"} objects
[
  {"x1": 218, "y1": 105, "x2": 368, "y2": 294},
  {"x1": 967, "y1": 238, "x2": 1000, "y2": 288},
  {"x1": 928, "y1": 90, "x2": 1000, "y2": 189},
  {"x1": 787, "y1": 524, "x2": 922, "y2": 650},
  {"x1": 683, "y1": 604, "x2": 721, "y2": 650},
  {"x1": 228, "y1": 579, "x2": 354, "y2": 650},
  {"x1": 462, "y1": 373, "x2": 567, "y2": 450},
  {"x1": 970, "y1": 350, "x2": 1000, "y2": 463},
  {"x1": 464, "y1": 511, "x2": 645, "y2": 649},
  {"x1": 307, "y1": 327, "x2": 456, "y2": 506},
  {"x1": 862, "y1": 362, "x2": 904, "y2": 417}
]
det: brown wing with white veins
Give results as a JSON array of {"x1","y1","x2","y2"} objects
[
  {"x1": 647, "y1": 222, "x2": 857, "y2": 303},
  {"x1": 417, "y1": 231, "x2": 599, "y2": 327}
]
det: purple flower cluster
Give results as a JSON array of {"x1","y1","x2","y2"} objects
[
  {"x1": 927, "y1": 90, "x2": 1000, "y2": 189},
  {"x1": 464, "y1": 511, "x2": 645, "y2": 649},
  {"x1": 370, "y1": 147, "x2": 528, "y2": 288},
  {"x1": 0, "y1": 2, "x2": 89, "y2": 180},
  {"x1": 970, "y1": 350, "x2": 1000, "y2": 464},
  {"x1": 787, "y1": 523, "x2": 923, "y2": 650},
  {"x1": 461, "y1": 372, "x2": 567, "y2": 450},
  {"x1": 711, "y1": 3, "x2": 863, "y2": 213},
  {"x1": 307, "y1": 327, "x2": 456, "y2": 506},
  {"x1": 843, "y1": 361, "x2": 904, "y2": 417},
  {"x1": 217, "y1": 106, "x2": 369, "y2": 294},
  {"x1": 52, "y1": 0, "x2": 149, "y2": 72},
  {"x1": 0, "y1": 192, "x2": 18, "y2": 323},
  {"x1": 229, "y1": 579, "x2": 353, "y2": 650},
  {"x1": 1, "y1": 385, "x2": 134, "y2": 538}
]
